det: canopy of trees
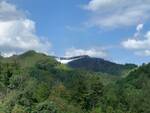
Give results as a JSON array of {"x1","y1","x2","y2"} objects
[{"x1": 0, "y1": 51, "x2": 149, "y2": 113}]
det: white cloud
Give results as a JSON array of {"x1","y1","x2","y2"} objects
[
  {"x1": 0, "y1": 1, "x2": 51, "y2": 57},
  {"x1": 122, "y1": 24, "x2": 150, "y2": 56},
  {"x1": 136, "y1": 24, "x2": 143, "y2": 32},
  {"x1": 134, "y1": 23, "x2": 144, "y2": 37},
  {"x1": 135, "y1": 50, "x2": 150, "y2": 56},
  {"x1": 84, "y1": 0, "x2": 119, "y2": 11},
  {"x1": 122, "y1": 37, "x2": 150, "y2": 50},
  {"x1": 83, "y1": 0, "x2": 150, "y2": 28},
  {"x1": 0, "y1": 1, "x2": 25, "y2": 21},
  {"x1": 64, "y1": 48, "x2": 107, "y2": 58}
]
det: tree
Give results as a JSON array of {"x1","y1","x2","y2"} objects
[{"x1": 32, "y1": 100, "x2": 60, "y2": 113}]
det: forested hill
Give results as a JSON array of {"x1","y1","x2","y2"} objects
[
  {"x1": 0, "y1": 50, "x2": 149, "y2": 113},
  {"x1": 68, "y1": 56, "x2": 137, "y2": 76}
]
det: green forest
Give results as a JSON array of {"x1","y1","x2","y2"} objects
[{"x1": 0, "y1": 51, "x2": 149, "y2": 113}]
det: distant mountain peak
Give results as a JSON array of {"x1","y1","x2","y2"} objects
[
  {"x1": 21, "y1": 50, "x2": 37, "y2": 56},
  {"x1": 67, "y1": 56, "x2": 137, "y2": 76}
]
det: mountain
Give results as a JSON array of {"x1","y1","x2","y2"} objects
[
  {"x1": 67, "y1": 55, "x2": 137, "y2": 76},
  {"x1": 0, "y1": 50, "x2": 149, "y2": 113}
]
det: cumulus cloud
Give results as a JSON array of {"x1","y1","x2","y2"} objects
[
  {"x1": 0, "y1": 1, "x2": 51, "y2": 57},
  {"x1": 0, "y1": 1, "x2": 25, "y2": 21},
  {"x1": 64, "y1": 48, "x2": 107, "y2": 58},
  {"x1": 122, "y1": 24, "x2": 150, "y2": 56},
  {"x1": 83, "y1": 0, "x2": 150, "y2": 28}
]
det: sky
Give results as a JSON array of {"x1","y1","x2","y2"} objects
[{"x1": 0, "y1": 0, "x2": 150, "y2": 64}]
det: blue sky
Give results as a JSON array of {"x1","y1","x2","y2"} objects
[{"x1": 1, "y1": 0, "x2": 150, "y2": 64}]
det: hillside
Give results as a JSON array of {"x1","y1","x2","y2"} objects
[
  {"x1": 0, "y1": 51, "x2": 149, "y2": 113},
  {"x1": 111, "y1": 63, "x2": 150, "y2": 113},
  {"x1": 68, "y1": 56, "x2": 137, "y2": 76}
]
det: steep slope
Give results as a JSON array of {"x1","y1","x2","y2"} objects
[
  {"x1": 90, "y1": 63, "x2": 150, "y2": 113},
  {"x1": 68, "y1": 56, "x2": 137, "y2": 76}
]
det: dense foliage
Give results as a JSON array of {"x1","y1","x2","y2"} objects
[{"x1": 0, "y1": 51, "x2": 149, "y2": 113}]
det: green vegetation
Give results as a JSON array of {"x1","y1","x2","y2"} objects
[{"x1": 0, "y1": 51, "x2": 149, "y2": 113}]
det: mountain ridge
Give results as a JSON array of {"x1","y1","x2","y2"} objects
[
  {"x1": 0, "y1": 50, "x2": 137, "y2": 76},
  {"x1": 0, "y1": 50, "x2": 149, "y2": 113},
  {"x1": 67, "y1": 55, "x2": 137, "y2": 76}
]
